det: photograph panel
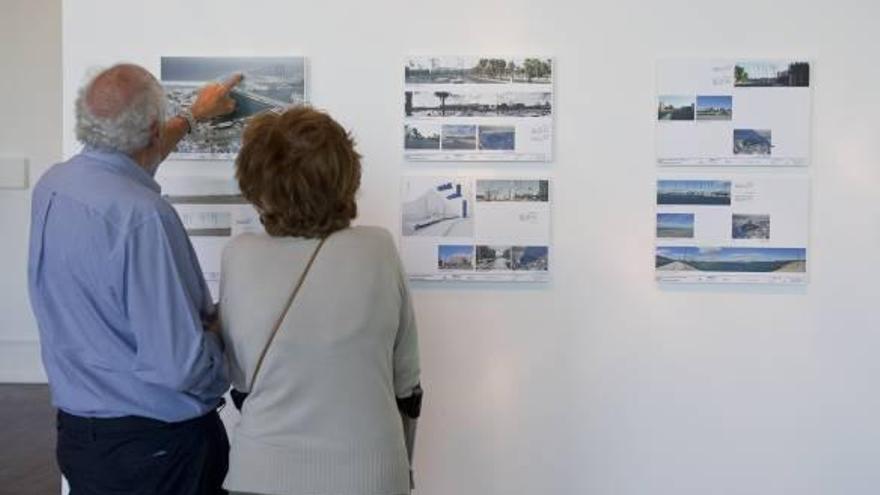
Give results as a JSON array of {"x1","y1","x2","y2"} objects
[
  {"x1": 438, "y1": 244, "x2": 475, "y2": 270},
  {"x1": 696, "y1": 95, "x2": 733, "y2": 121},
  {"x1": 656, "y1": 213, "x2": 695, "y2": 239},
  {"x1": 401, "y1": 179, "x2": 473, "y2": 237},
  {"x1": 734, "y1": 129, "x2": 772, "y2": 155},
  {"x1": 734, "y1": 61, "x2": 810, "y2": 87},
  {"x1": 478, "y1": 125, "x2": 516, "y2": 150},
  {"x1": 441, "y1": 125, "x2": 477, "y2": 150},
  {"x1": 657, "y1": 180, "x2": 732, "y2": 206},
  {"x1": 161, "y1": 56, "x2": 306, "y2": 158},
  {"x1": 497, "y1": 92, "x2": 552, "y2": 117},
  {"x1": 476, "y1": 180, "x2": 549, "y2": 202},
  {"x1": 656, "y1": 246, "x2": 806, "y2": 273},
  {"x1": 406, "y1": 91, "x2": 498, "y2": 118},
  {"x1": 732, "y1": 214, "x2": 771, "y2": 240},
  {"x1": 658, "y1": 95, "x2": 695, "y2": 121},
  {"x1": 476, "y1": 245, "x2": 513, "y2": 271},
  {"x1": 405, "y1": 57, "x2": 552, "y2": 85},
  {"x1": 404, "y1": 123, "x2": 441, "y2": 150},
  {"x1": 511, "y1": 246, "x2": 549, "y2": 271}
]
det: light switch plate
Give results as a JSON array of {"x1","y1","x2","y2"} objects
[{"x1": 0, "y1": 156, "x2": 29, "y2": 189}]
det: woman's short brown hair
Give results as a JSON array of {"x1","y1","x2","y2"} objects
[{"x1": 236, "y1": 107, "x2": 361, "y2": 238}]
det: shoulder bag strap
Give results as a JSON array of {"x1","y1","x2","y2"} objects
[{"x1": 248, "y1": 236, "x2": 328, "y2": 389}]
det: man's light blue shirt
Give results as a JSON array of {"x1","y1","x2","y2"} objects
[{"x1": 28, "y1": 148, "x2": 229, "y2": 422}]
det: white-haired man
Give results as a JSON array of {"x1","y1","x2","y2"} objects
[{"x1": 28, "y1": 64, "x2": 242, "y2": 494}]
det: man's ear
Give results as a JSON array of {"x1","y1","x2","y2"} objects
[{"x1": 150, "y1": 120, "x2": 162, "y2": 148}]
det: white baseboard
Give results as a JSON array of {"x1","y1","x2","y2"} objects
[{"x1": 0, "y1": 339, "x2": 47, "y2": 383}]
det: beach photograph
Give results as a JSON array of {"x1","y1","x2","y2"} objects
[{"x1": 656, "y1": 213, "x2": 695, "y2": 238}]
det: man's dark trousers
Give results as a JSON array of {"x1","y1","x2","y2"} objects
[{"x1": 57, "y1": 409, "x2": 229, "y2": 495}]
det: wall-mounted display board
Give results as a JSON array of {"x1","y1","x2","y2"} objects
[
  {"x1": 403, "y1": 56, "x2": 553, "y2": 162},
  {"x1": 655, "y1": 59, "x2": 811, "y2": 166},
  {"x1": 159, "y1": 176, "x2": 262, "y2": 300},
  {"x1": 161, "y1": 56, "x2": 307, "y2": 160},
  {"x1": 400, "y1": 176, "x2": 551, "y2": 281},
  {"x1": 655, "y1": 174, "x2": 809, "y2": 284}
]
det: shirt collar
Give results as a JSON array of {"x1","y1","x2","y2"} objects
[{"x1": 80, "y1": 147, "x2": 162, "y2": 194}]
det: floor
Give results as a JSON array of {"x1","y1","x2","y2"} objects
[{"x1": 0, "y1": 384, "x2": 59, "y2": 495}]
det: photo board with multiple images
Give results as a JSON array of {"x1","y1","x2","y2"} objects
[
  {"x1": 655, "y1": 174, "x2": 809, "y2": 284},
  {"x1": 654, "y1": 58, "x2": 813, "y2": 285},
  {"x1": 403, "y1": 56, "x2": 553, "y2": 162},
  {"x1": 400, "y1": 176, "x2": 551, "y2": 282},
  {"x1": 656, "y1": 59, "x2": 811, "y2": 166},
  {"x1": 152, "y1": 53, "x2": 818, "y2": 287}
]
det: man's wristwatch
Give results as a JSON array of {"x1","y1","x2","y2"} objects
[{"x1": 178, "y1": 109, "x2": 197, "y2": 134}]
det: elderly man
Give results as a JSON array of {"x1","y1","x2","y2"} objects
[{"x1": 28, "y1": 64, "x2": 242, "y2": 494}]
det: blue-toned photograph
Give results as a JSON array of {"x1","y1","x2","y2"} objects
[
  {"x1": 656, "y1": 213, "x2": 695, "y2": 238},
  {"x1": 478, "y1": 125, "x2": 515, "y2": 150},
  {"x1": 657, "y1": 180, "x2": 731, "y2": 206},
  {"x1": 658, "y1": 95, "x2": 695, "y2": 121},
  {"x1": 437, "y1": 245, "x2": 474, "y2": 270},
  {"x1": 696, "y1": 95, "x2": 733, "y2": 121},
  {"x1": 656, "y1": 246, "x2": 806, "y2": 273},
  {"x1": 161, "y1": 56, "x2": 306, "y2": 158},
  {"x1": 441, "y1": 124, "x2": 477, "y2": 150},
  {"x1": 511, "y1": 246, "x2": 549, "y2": 271},
  {"x1": 734, "y1": 129, "x2": 772, "y2": 155}
]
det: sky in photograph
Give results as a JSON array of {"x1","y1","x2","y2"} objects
[
  {"x1": 439, "y1": 245, "x2": 473, "y2": 260},
  {"x1": 406, "y1": 56, "x2": 537, "y2": 72},
  {"x1": 516, "y1": 246, "x2": 548, "y2": 257},
  {"x1": 412, "y1": 91, "x2": 497, "y2": 108},
  {"x1": 480, "y1": 125, "x2": 514, "y2": 134},
  {"x1": 657, "y1": 246, "x2": 805, "y2": 262},
  {"x1": 499, "y1": 92, "x2": 552, "y2": 106},
  {"x1": 443, "y1": 125, "x2": 476, "y2": 137},
  {"x1": 733, "y1": 214, "x2": 769, "y2": 224},
  {"x1": 406, "y1": 123, "x2": 440, "y2": 137},
  {"x1": 697, "y1": 95, "x2": 732, "y2": 110},
  {"x1": 659, "y1": 95, "x2": 694, "y2": 108},
  {"x1": 657, "y1": 180, "x2": 730, "y2": 195},
  {"x1": 657, "y1": 213, "x2": 694, "y2": 228},
  {"x1": 736, "y1": 61, "x2": 794, "y2": 79},
  {"x1": 161, "y1": 56, "x2": 304, "y2": 82},
  {"x1": 734, "y1": 129, "x2": 771, "y2": 139}
]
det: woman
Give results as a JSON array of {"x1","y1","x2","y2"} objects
[{"x1": 220, "y1": 107, "x2": 422, "y2": 495}]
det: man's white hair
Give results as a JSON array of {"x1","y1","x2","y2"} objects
[{"x1": 75, "y1": 64, "x2": 166, "y2": 154}]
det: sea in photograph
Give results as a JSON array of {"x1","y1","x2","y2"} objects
[{"x1": 656, "y1": 246, "x2": 806, "y2": 273}]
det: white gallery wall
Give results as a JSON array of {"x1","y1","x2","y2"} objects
[
  {"x1": 33, "y1": 0, "x2": 880, "y2": 492},
  {"x1": 0, "y1": 0, "x2": 61, "y2": 382}
]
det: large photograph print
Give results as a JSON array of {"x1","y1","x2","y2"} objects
[
  {"x1": 403, "y1": 56, "x2": 554, "y2": 162},
  {"x1": 161, "y1": 56, "x2": 306, "y2": 160}
]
